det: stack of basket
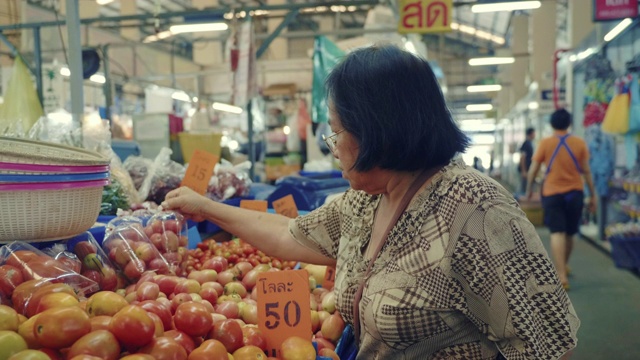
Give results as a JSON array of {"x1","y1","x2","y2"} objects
[{"x1": 0, "y1": 137, "x2": 110, "y2": 242}]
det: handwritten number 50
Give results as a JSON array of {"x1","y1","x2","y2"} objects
[{"x1": 264, "y1": 301, "x2": 301, "y2": 329}]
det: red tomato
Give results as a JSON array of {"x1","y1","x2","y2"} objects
[
  {"x1": 173, "y1": 302, "x2": 213, "y2": 338},
  {"x1": 188, "y1": 339, "x2": 229, "y2": 360},
  {"x1": 233, "y1": 346, "x2": 267, "y2": 360},
  {"x1": 33, "y1": 306, "x2": 91, "y2": 349},
  {"x1": 119, "y1": 355, "x2": 155, "y2": 360},
  {"x1": 209, "y1": 319, "x2": 243, "y2": 353},
  {"x1": 89, "y1": 316, "x2": 112, "y2": 331},
  {"x1": 25, "y1": 283, "x2": 76, "y2": 318},
  {"x1": 164, "y1": 330, "x2": 196, "y2": 354},
  {"x1": 241, "y1": 326, "x2": 268, "y2": 351},
  {"x1": 280, "y1": 336, "x2": 316, "y2": 360},
  {"x1": 0, "y1": 265, "x2": 24, "y2": 297},
  {"x1": 140, "y1": 337, "x2": 188, "y2": 360},
  {"x1": 5, "y1": 251, "x2": 40, "y2": 268},
  {"x1": 66, "y1": 330, "x2": 121, "y2": 360},
  {"x1": 138, "y1": 300, "x2": 173, "y2": 331},
  {"x1": 109, "y1": 305, "x2": 155, "y2": 348}
]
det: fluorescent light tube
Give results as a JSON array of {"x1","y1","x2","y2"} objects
[
  {"x1": 170, "y1": 23, "x2": 228, "y2": 34},
  {"x1": 467, "y1": 84, "x2": 502, "y2": 92},
  {"x1": 60, "y1": 67, "x2": 70, "y2": 76},
  {"x1": 96, "y1": 0, "x2": 114, "y2": 5},
  {"x1": 89, "y1": 74, "x2": 106, "y2": 84},
  {"x1": 472, "y1": 1, "x2": 541, "y2": 13},
  {"x1": 212, "y1": 102, "x2": 243, "y2": 114},
  {"x1": 469, "y1": 57, "x2": 515, "y2": 66},
  {"x1": 172, "y1": 92, "x2": 192, "y2": 102},
  {"x1": 528, "y1": 101, "x2": 539, "y2": 110},
  {"x1": 466, "y1": 104, "x2": 493, "y2": 112},
  {"x1": 604, "y1": 18, "x2": 633, "y2": 42}
]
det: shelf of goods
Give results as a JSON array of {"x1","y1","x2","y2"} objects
[{"x1": 606, "y1": 175, "x2": 640, "y2": 271}]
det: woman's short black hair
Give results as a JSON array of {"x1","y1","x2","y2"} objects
[
  {"x1": 325, "y1": 44, "x2": 469, "y2": 172},
  {"x1": 550, "y1": 109, "x2": 572, "y2": 130}
]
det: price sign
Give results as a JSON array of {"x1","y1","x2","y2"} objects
[
  {"x1": 240, "y1": 200, "x2": 268, "y2": 212},
  {"x1": 180, "y1": 150, "x2": 218, "y2": 195},
  {"x1": 322, "y1": 266, "x2": 336, "y2": 290},
  {"x1": 272, "y1": 195, "x2": 299, "y2": 218},
  {"x1": 257, "y1": 269, "x2": 312, "y2": 358}
]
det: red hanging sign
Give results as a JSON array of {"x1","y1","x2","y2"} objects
[{"x1": 593, "y1": 0, "x2": 638, "y2": 22}]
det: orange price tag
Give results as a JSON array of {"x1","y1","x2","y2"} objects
[
  {"x1": 321, "y1": 266, "x2": 336, "y2": 290},
  {"x1": 257, "y1": 269, "x2": 312, "y2": 358},
  {"x1": 240, "y1": 200, "x2": 268, "y2": 212},
  {"x1": 272, "y1": 195, "x2": 299, "y2": 218},
  {"x1": 180, "y1": 150, "x2": 218, "y2": 195}
]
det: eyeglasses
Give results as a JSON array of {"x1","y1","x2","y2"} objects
[{"x1": 322, "y1": 129, "x2": 345, "y2": 154}]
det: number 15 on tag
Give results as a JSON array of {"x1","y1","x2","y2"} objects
[{"x1": 181, "y1": 149, "x2": 218, "y2": 195}]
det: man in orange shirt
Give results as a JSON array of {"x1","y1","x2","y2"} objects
[{"x1": 526, "y1": 109, "x2": 596, "y2": 290}]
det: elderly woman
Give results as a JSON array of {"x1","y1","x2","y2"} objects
[{"x1": 163, "y1": 45, "x2": 578, "y2": 359}]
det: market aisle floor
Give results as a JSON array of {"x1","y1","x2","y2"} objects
[{"x1": 535, "y1": 227, "x2": 640, "y2": 360}]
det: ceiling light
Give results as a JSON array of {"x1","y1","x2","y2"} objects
[
  {"x1": 170, "y1": 22, "x2": 228, "y2": 34},
  {"x1": 472, "y1": 1, "x2": 541, "y2": 13},
  {"x1": 143, "y1": 30, "x2": 173, "y2": 43},
  {"x1": 172, "y1": 91, "x2": 192, "y2": 102},
  {"x1": 569, "y1": 54, "x2": 578, "y2": 62},
  {"x1": 60, "y1": 67, "x2": 70, "y2": 76},
  {"x1": 89, "y1": 74, "x2": 106, "y2": 84},
  {"x1": 283, "y1": 126, "x2": 291, "y2": 135},
  {"x1": 466, "y1": 104, "x2": 493, "y2": 112},
  {"x1": 96, "y1": 0, "x2": 114, "y2": 4},
  {"x1": 192, "y1": 97, "x2": 199, "y2": 102},
  {"x1": 604, "y1": 18, "x2": 633, "y2": 42},
  {"x1": 467, "y1": 84, "x2": 502, "y2": 92},
  {"x1": 528, "y1": 101, "x2": 539, "y2": 110},
  {"x1": 212, "y1": 102, "x2": 243, "y2": 114},
  {"x1": 469, "y1": 57, "x2": 515, "y2": 66}
]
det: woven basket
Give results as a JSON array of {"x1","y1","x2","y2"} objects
[
  {"x1": 0, "y1": 180, "x2": 106, "y2": 242},
  {"x1": 0, "y1": 137, "x2": 109, "y2": 166}
]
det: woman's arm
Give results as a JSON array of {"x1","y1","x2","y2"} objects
[
  {"x1": 580, "y1": 158, "x2": 597, "y2": 213},
  {"x1": 526, "y1": 161, "x2": 542, "y2": 199},
  {"x1": 162, "y1": 187, "x2": 336, "y2": 266}
]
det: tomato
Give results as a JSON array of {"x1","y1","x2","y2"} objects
[
  {"x1": 34, "y1": 292, "x2": 79, "y2": 314},
  {"x1": 11, "y1": 280, "x2": 45, "y2": 315},
  {"x1": 147, "y1": 312, "x2": 165, "y2": 338},
  {"x1": 25, "y1": 283, "x2": 77, "y2": 317},
  {"x1": 119, "y1": 355, "x2": 155, "y2": 360},
  {"x1": 37, "y1": 348, "x2": 62, "y2": 360},
  {"x1": 0, "y1": 330, "x2": 28, "y2": 359},
  {"x1": 188, "y1": 339, "x2": 229, "y2": 360},
  {"x1": 86, "y1": 291, "x2": 129, "y2": 317},
  {"x1": 0, "y1": 265, "x2": 24, "y2": 296},
  {"x1": 140, "y1": 337, "x2": 188, "y2": 360},
  {"x1": 280, "y1": 336, "x2": 316, "y2": 360},
  {"x1": 6, "y1": 251, "x2": 40, "y2": 268},
  {"x1": 164, "y1": 330, "x2": 196, "y2": 354},
  {"x1": 7, "y1": 349, "x2": 51, "y2": 360},
  {"x1": 109, "y1": 305, "x2": 155, "y2": 348},
  {"x1": 89, "y1": 315, "x2": 112, "y2": 331},
  {"x1": 174, "y1": 302, "x2": 213, "y2": 338},
  {"x1": 241, "y1": 326, "x2": 267, "y2": 351},
  {"x1": 209, "y1": 319, "x2": 244, "y2": 353},
  {"x1": 33, "y1": 306, "x2": 91, "y2": 349},
  {"x1": 318, "y1": 348, "x2": 340, "y2": 360},
  {"x1": 0, "y1": 304, "x2": 20, "y2": 331},
  {"x1": 233, "y1": 346, "x2": 267, "y2": 360},
  {"x1": 138, "y1": 300, "x2": 173, "y2": 331},
  {"x1": 67, "y1": 330, "x2": 121, "y2": 360},
  {"x1": 67, "y1": 356, "x2": 103, "y2": 360},
  {"x1": 17, "y1": 314, "x2": 40, "y2": 349}
]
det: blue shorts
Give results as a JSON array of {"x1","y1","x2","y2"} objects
[{"x1": 541, "y1": 190, "x2": 584, "y2": 235}]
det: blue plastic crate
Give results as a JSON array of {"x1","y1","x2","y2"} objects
[{"x1": 609, "y1": 236, "x2": 640, "y2": 270}]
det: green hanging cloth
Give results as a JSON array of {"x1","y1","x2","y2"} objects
[{"x1": 311, "y1": 36, "x2": 345, "y2": 124}]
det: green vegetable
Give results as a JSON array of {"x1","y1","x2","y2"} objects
[{"x1": 100, "y1": 177, "x2": 130, "y2": 215}]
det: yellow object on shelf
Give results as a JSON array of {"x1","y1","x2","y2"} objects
[{"x1": 178, "y1": 132, "x2": 222, "y2": 163}]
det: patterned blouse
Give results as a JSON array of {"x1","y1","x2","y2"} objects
[{"x1": 289, "y1": 158, "x2": 579, "y2": 359}]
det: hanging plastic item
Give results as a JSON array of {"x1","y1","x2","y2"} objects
[
  {"x1": 312, "y1": 36, "x2": 345, "y2": 124},
  {"x1": 628, "y1": 73, "x2": 640, "y2": 133},
  {"x1": 0, "y1": 57, "x2": 44, "y2": 137},
  {"x1": 602, "y1": 77, "x2": 630, "y2": 134}
]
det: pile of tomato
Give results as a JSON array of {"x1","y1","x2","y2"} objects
[{"x1": 0, "y1": 238, "x2": 343, "y2": 360}]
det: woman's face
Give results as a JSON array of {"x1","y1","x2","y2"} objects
[{"x1": 329, "y1": 106, "x2": 385, "y2": 193}]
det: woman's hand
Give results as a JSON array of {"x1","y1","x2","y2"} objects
[
  {"x1": 161, "y1": 186, "x2": 210, "y2": 222},
  {"x1": 586, "y1": 197, "x2": 597, "y2": 213}
]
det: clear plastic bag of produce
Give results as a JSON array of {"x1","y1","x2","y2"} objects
[
  {"x1": 138, "y1": 147, "x2": 186, "y2": 204},
  {"x1": 105, "y1": 215, "x2": 145, "y2": 239},
  {"x1": 0, "y1": 241, "x2": 100, "y2": 315},
  {"x1": 123, "y1": 155, "x2": 153, "y2": 191},
  {"x1": 64, "y1": 232, "x2": 122, "y2": 291},
  {"x1": 206, "y1": 160, "x2": 252, "y2": 202},
  {"x1": 145, "y1": 211, "x2": 189, "y2": 276},
  {"x1": 102, "y1": 223, "x2": 173, "y2": 283}
]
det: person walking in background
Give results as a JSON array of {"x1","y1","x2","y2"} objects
[
  {"x1": 519, "y1": 127, "x2": 535, "y2": 194},
  {"x1": 526, "y1": 109, "x2": 596, "y2": 290}
]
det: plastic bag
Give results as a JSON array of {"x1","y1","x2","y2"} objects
[
  {"x1": 123, "y1": 155, "x2": 153, "y2": 191},
  {"x1": 628, "y1": 73, "x2": 640, "y2": 133},
  {"x1": 107, "y1": 147, "x2": 140, "y2": 205},
  {"x1": 145, "y1": 211, "x2": 189, "y2": 276},
  {"x1": 102, "y1": 223, "x2": 172, "y2": 283},
  {"x1": 0, "y1": 241, "x2": 100, "y2": 315},
  {"x1": 206, "y1": 160, "x2": 252, "y2": 201},
  {"x1": 138, "y1": 147, "x2": 185, "y2": 204},
  {"x1": 0, "y1": 57, "x2": 44, "y2": 137},
  {"x1": 27, "y1": 110, "x2": 82, "y2": 147},
  {"x1": 602, "y1": 93, "x2": 630, "y2": 134}
]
